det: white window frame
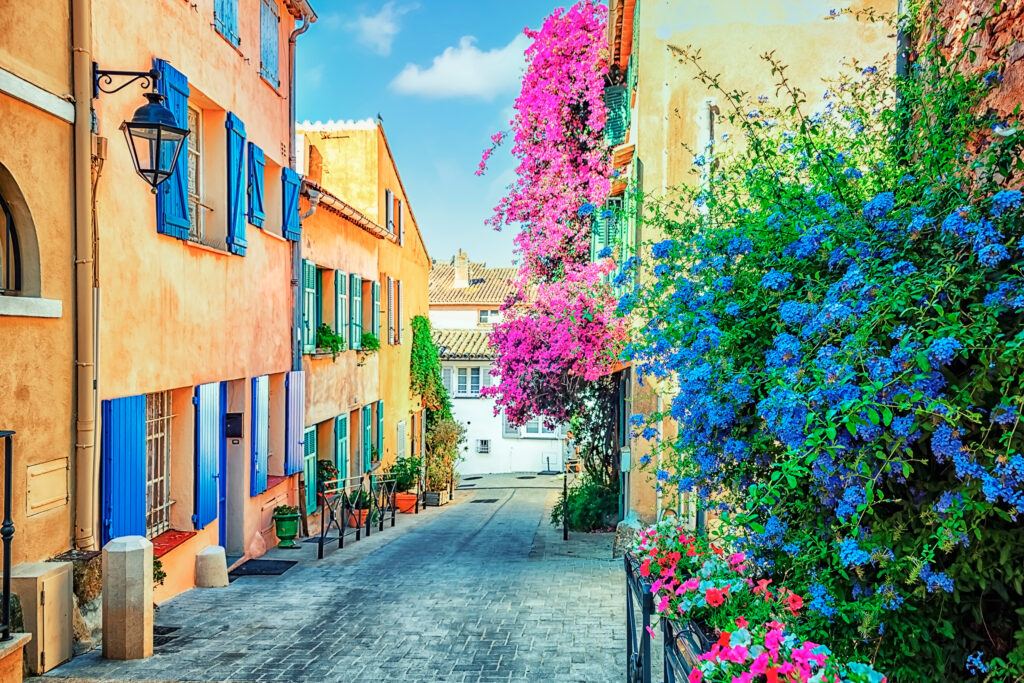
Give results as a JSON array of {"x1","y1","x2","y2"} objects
[
  {"x1": 454, "y1": 366, "x2": 481, "y2": 397},
  {"x1": 145, "y1": 391, "x2": 174, "y2": 538},
  {"x1": 523, "y1": 417, "x2": 559, "y2": 439},
  {"x1": 186, "y1": 105, "x2": 204, "y2": 242},
  {"x1": 477, "y1": 439, "x2": 490, "y2": 454}
]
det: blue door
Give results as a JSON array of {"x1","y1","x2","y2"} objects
[{"x1": 218, "y1": 382, "x2": 228, "y2": 547}]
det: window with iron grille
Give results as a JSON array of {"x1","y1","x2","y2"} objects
[
  {"x1": 145, "y1": 392, "x2": 173, "y2": 538},
  {"x1": 0, "y1": 191, "x2": 21, "y2": 295},
  {"x1": 186, "y1": 106, "x2": 204, "y2": 242},
  {"x1": 477, "y1": 439, "x2": 490, "y2": 454}
]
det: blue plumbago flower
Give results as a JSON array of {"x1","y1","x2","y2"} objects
[
  {"x1": 617, "y1": 292, "x2": 636, "y2": 315},
  {"x1": 931, "y1": 423, "x2": 963, "y2": 465},
  {"x1": 838, "y1": 538, "x2": 871, "y2": 566},
  {"x1": 653, "y1": 264, "x2": 672, "y2": 278},
  {"x1": 760, "y1": 269, "x2": 793, "y2": 291},
  {"x1": 601, "y1": 209, "x2": 614, "y2": 220},
  {"x1": 714, "y1": 276, "x2": 734, "y2": 292},
  {"x1": 808, "y1": 583, "x2": 837, "y2": 618},
  {"x1": 656, "y1": 468, "x2": 669, "y2": 482},
  {"x1": 941, "y1": 207, "x2": 972, "y2": 238},
  {"x1": 935, "y1": 491, "x2": 962, "y2": 513},
  {"x1": 622, "y1": 255, "x2": 640, "y2": 271},
  {"x1": 908, "y1": 213, "x2": 934, "y2": 236},
  {"x1": 985, "y1": 280, "x2": 1024, "y2": 308},
  {"x1": 928, "y1": 336, "x2": 962, "y2": 366},
  {"x1": 992, "y1": 401, "x2": 1018, "y2": 426},
  {"x1": 850, "y1": 118, "x2": 865, "y2": 134},
  {"x1": 991, "y1": 189, "x2": 1022, "y2": 216},
  {"x1": 978, "y1": 243, "x2": 1010, "y2": 267},
  {"x1": 862, "y1": 65, "x2": 877, "y2": 75},
  {"x1": 879, "y1": 586, "x2": 904, "y2": 610},
  {"x1": 766, "y1": 333, "x2": 802, "y2": 368},
  {"x1": 889, "y1": 324, "x2": 909, "y2": 339},
  {"x1": 844, "y1": 167, "x2": 864, "y2": 179},
  {"x1": 577, "y1": 203, "x2": 595, "y2": 217},
  {"x1": 725, "y1": 302, "x2": 741, "y2": 316},
  {"x1": 984, "y1": 70, "x2": 1003, "y2": 86},
  {"x1": 651, "y1": 240, "x2": 674, "y2": 259},
  {"x1": 919, "y1": 563, "x2": 954, "y2": 593},
  {"x1": 640, "y1": 426, "x2": 659, "y2": 441},
  {"x1": 629, "y1": 414, "x2": 645, "y2": 427},
  {"x1": 727, "y1": 236, "x2": 752, "y2": 255},
  {"x1": 967, "y1": 652, "x2": 989, "y2": 676},
  {"x1": 863, "y1": 192, "x2": 895, "y2": 221},
  {"x1": 597, "y1": 246, "x2": 613, "y2": 259},
  {"x1": 891, "y1": 260, "x2": 916, "y2": 277},
  {"x1": 748, "y1": 109, "x2": 762, "y2": 119},
  {"x1": 639, "y1": 454, "x2": 651, "y2": 466},
  {"x1": 693, "y1": 154, "x2": 707, "y2": 167},
  {"x1": 815, "y1": 193, "x2": 836, "y2": 210},
  {"x1": 779, "y1": 301, "x2": 813, "y2": 325},
  {"x1": 898, "y1": 173, "x2": 916, "y2": 185}
]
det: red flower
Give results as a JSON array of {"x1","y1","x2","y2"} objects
[
  {"x1": 735, "y1": 616, "x2": 748, "y2": 629},
  {"x1": 705, "y1": 587, "x2": 725, "y2": 607},
  {"x1": 717, "y1": 630, "x2": 732, "y2": 647},
  {"x1": 785, "y1": 592, "x2": 803, "y2": 615}
]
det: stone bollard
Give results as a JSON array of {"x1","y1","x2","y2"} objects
[
  {"x1": 102, "y1": 536, "x2": 153, "y2": 660},
  {"x1": 195, "y1": 546, "x2": 229, "y2": 588}
]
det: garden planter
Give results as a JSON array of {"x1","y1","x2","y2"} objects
[
  {"x1": 348, "y1": 509, "x2": 370, "y2": 528},
  {"x1": 273, "y1": 512, "x2": 300, "y2": 548},
  {"x1": 424, "y1": 490, "x2": 450, "y2": 507},
  {"x1": 395, "y1": 492, "x2": 418, "y2": 513}
]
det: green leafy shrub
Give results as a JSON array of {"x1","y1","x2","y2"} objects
[
  {"x1": 360, "y1": 332, "x2": 380, "y2": 352},
  {"x1": 388, "y1": 455, "x2": 423, "y2": 493},
  {"x1": 550, "y1": 473, "x2": 618, "y2": 532},
  {"x1": 315, "y1": 323, "x2": 346, "y2": 359}
]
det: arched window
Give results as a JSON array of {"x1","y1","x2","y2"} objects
[{"x1": 1, "y1": 191, "x2": 21, "y2": 294}]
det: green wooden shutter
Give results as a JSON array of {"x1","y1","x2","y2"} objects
[
  {"x1": 376, "y1": 400, "x2": 384, "y2": 459},
  {"x1": 335, "y1": 271, "x2": 348, "y2": 349},
  {"x1": 362, "y1": 405, "x2": 372, "y2": 470},
  {"x1": 303, "y1": 426, "x2": 317, "y2": 511},
  {"x1": 604, "y1": 85, "x2": 627, "y2": 146},
  {"x1": 315, "y1": 268, "x2": 323, "y2": 330},
  {"x1": 350, "y1": 274, "x2": 362, "y2": 349},
  {"x1": 302, "y1": 260, "x2": 316, "y2": 353},
  {"x1": 372, "y1": 281, "x2": 381, "y2": 337},
  {"x1": 335, "y1": 414, "x2": 348, "y2": 479}
]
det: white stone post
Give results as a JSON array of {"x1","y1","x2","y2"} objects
[{"x1": 102, "y1": 536, "x2": 153, "y2": 660}]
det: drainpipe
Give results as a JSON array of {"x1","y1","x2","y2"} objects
[
  {"x1": 288, "y1": 12, "x2": 312, "y2": 372},
  {"x1": 72, "y1": 0, "x2": 98, "y2": 550}
]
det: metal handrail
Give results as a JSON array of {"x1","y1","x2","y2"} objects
[
  {"x1": 1, "y1": 431, "x2": 14, "y2": 641},
  {"x1": 663, "y1": 618, "x2": 710, "y2": 682},
  {"x1": 317, "y1": 475, "x2": 367, "y2": 558},
  {"x1": 624, "y1": 552, "x2": 654, "y2": 683}
]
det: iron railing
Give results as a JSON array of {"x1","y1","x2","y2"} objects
[
  {"x1": 316, "y1": 473, "x2": 407, "y2": 559},
  {"x1": 1, "y1": 431, "x2": 14, "y2": 641},
  {"x1": 625, "y1": 551, "x2": 710, "y2": 683}
]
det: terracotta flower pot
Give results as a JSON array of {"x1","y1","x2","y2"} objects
[
  {"x1": 348, "y1": 509, "x2": 369, "y2": 528},
  {"x1": 395, "y1": 492, "x2": 418, "y2": 513}
]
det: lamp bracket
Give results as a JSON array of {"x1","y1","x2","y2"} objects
[{"x1": 93, "y1": 63, "x2": 161, "y2": 99}]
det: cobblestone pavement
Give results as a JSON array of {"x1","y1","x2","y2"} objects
[{"x1": 42, "y1": 478, "x2": 623, "y2": 683}]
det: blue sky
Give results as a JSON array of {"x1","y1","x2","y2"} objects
[{"x1": 296, "y1": 1, "x2": 565, "y2": 267}]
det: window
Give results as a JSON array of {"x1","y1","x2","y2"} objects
[
  {"x1": 301, "y1": 260, "x2": 316, "y2": 353},
  {"x1": 524, "y1": 417, "x2": 559, "y2": 438},
  {"x1": 478, "y1": 309, "x2": 500, "y2": 324},
  {"x1": 259, "y1": 0, "x2": 280, "y2": 87},
  {"x1": 477, "y1": 439, "x2": 490, "y2": 454},
  {"x1": 145, "y1": 392, "x2": 173, "y2": 538},
  {"x1": 214, "y1": 0, "x2": 240, "y2": 47},
  {"x1": 186, "y1": 106, "x2": 204, "y2": 242},
  {"x1": 455, "y1": 367, "x2": 481, "y2": 397},
  {"x1": 0, "y1": 191, "x2": 20, "y2": 294}
]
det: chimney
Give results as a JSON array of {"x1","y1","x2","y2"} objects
[{"x1": 453, "y1": 250, "x2": 469, "y2": 289}]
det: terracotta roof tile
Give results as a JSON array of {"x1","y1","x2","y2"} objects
[
  {"x1": 433, "y1": 328, "x2": 494, "y2": 360},
  {"x1": 429, "y1": 260, "x2": 519, "y2": 305}
]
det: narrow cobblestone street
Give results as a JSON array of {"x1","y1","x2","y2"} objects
[{"x1": 39, "y1": 476, "x2": 623, "y2": 683}]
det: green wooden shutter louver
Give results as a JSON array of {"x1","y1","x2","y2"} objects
[
  {"x1": 335, "y1": 271, "x2": 348, "y2": 348},
  {"x1": 350, "y1": 274, "x2": 362, "y2": 350},
  {"x1": 302, "y1": 260, "x2": 316, "y2": 353},
  {"x1": 372, "y1": 281, "x2": 381, "y2": 337},
  {"x1": 604, "y1": 85, "x2": 628, "y2": 146},
  {"x1": 335, "y1": 415, "x2": 348, "y2": 479},
  {"x1": 303, "y1": 426, "x2": 317, "y2": 511}
]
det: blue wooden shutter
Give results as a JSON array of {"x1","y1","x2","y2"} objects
[
  {"x1": 247, "y1": 143, "x2": 265, "y2": 227},
  {"x1": 284, "y1": 370, "x2": 305, "y2": 475},
  {"x1": 225, "y1": 112, "x2": 247, "y2": 256},
  {"x1": 398, "y1": 199, "x2": 405, "y2": 246},
  {"x1": 282, "y1": 167, "x2": 301, "y2": 240},
  {"x1": 194, "y1": 382, "x2": 221, "y2": 530},
  {"x1": 302, "y1": 260, "x2": 316, "y2": 353},
  {"x1": 259, "y1": 0, "x2": 280, "y2": 87},
  {"x1": 350, "y1": 274, "x2": 362, "y2": 349},
  {"x1": 335, "y1": 415, "x2": 348, "y2": 479},
  {"x1": 155, "y1": 59, "x2": 190, "y2": 240},
  {"x1": 250, "y1": 375, "x2": 269, "y2": 496},
  {"x1": 101, "y1": 395, "x2": 146, "y2": 544},
  {"x1": 372, "y1": 281, "x2": 380, "y2": 337},
  {"x1": 385, "y1": 189, "x2": 394, "y2": 234},
  {"x1": 335, "y1": 271, "x2": 348, "y2": 348},
  {"x1": 215, "y1": 0, "x2": 240, "y2": 46},
  {"x1": 303, "y1": 426, "x2": 317, "y2": 511},
  {"x1": 376, "y1": 400, "x2": 384, "y2": 459},
  {"x1": 362, "y1": 405, "x2": 372, "y2": 469}
]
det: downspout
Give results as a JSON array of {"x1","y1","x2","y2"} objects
[
  {"x1": 289, "y1": 13, "x2": 311, "y2": 372},
  {"x1": 71, "y1": 0, "x2": 98, "y2": 550}
]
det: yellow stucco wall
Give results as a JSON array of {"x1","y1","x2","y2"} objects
[
  {"x1": 624, "y1": 0, "x2": 897, "y2": 522},
  {"x1": 0, "y1": 93, "x2": 75, "y2": 565},
  {"x1": 0, "y1": 0, "x2": 72, "y2": 99}
]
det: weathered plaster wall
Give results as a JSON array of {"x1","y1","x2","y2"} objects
[
  {"x1": 0, "y1": 94, "x2": 75, "y2": 566},
  {"x1": 303, "y1": 125, "x2": 380, "y2": 221},
  {"x1": 0, "y1": 0, "x2": 72, "y2": 97}
]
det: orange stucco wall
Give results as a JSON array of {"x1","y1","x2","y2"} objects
[
  {"x1": 624, "y1": 0, "x2": 897, "y2": 522},
  {"x1": 0, "y1": 0, "x2": 76, "y2": 566}
]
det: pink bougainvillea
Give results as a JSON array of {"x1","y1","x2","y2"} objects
[{"x1": 477, "y1": 1, "x2": 623, "y2": 427}]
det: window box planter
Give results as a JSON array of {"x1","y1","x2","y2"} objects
[{"x1": 424, "y1": 490, "x2": 450, "y2": 507}]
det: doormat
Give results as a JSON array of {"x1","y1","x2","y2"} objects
[
  {"x1": 153, "y1": 625, "x2": 182, "y2": 648},
  {"x1": 228, "y1": 559, "x2": 298, "y2": 581},
  {"x1": 471, "y1": 499, "x2": 499, "y2": 504}
]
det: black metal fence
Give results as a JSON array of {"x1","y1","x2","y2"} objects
[
  {"x1": 1, "y1": 431, "x2": 14, "y2": 641},
  {"x1": 625, "y1": 552, "x2": 710, "y2": 683},
  {"x1": 315, "y1": 472, "x2": 413, "y2": 559}
]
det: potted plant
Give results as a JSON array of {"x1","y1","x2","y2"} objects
[
  {"x1": 424, "y1": 417, "x2": 465, "y2": 506},
  {"x1": 315, "y1": 323, "x2": 346, "y2": 360},
  {"x1": 356, "y1": 332, "x2": 381, "y2": 366},
  {"x1": 272, "y1": 504, "x2": 300, "y2": 548},
  {"x1": 346, "y1": 489, "x2": 373, "y2": 528},
  {"x1": 388, "y1": 455, "x2": 423, "y2": 513}
]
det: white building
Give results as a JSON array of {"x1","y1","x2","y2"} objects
[{"x1": 429, "y1": 251, "x2": 567, "y2": 474}]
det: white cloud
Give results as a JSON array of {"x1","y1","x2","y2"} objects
[
  {"x1": 390, "y1": 34, "x2": 530, "y2": 101},
  {"x1": 346, "y1": 2, "x2": 417, "y2": 56}
]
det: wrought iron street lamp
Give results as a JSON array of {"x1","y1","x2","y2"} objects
[{"x1": 93, "y1": 64, "x2": 189, "y2": 192}]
